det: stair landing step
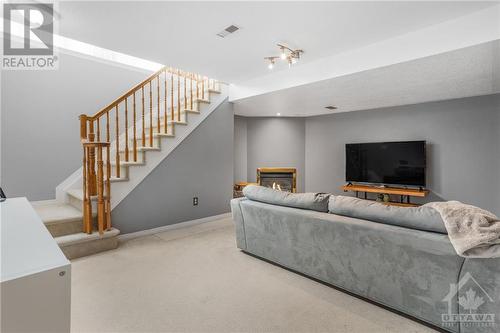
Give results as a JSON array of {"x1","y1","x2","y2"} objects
[
  {"x1": 31, "y1": 200, "x2": 82, "y2": 225},
  {"x1": 56, "y1": 227, "x2": 120, "y2": 259},
  {"x1": 56, "y1": 227, "x2": 120, "y2": 247}
]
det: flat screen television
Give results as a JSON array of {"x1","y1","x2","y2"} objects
[{"x1": 346, "y1": 141, "x2": 426, "y2": 187}]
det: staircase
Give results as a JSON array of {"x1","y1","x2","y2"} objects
[{"x1": 31, "y1": 67, "x2": 227, "y2": 259}]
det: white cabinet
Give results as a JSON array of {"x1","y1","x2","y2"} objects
[{"x1": 1, "y1": 197, "x2": 71, "y2": 333}]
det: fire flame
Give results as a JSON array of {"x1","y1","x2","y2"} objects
[{"x1": 272, "y1": 182, "x2": 282, "y2": 191}]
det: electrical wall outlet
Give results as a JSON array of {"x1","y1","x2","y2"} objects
[{"x1": 193, "y1": 197, "x2": 198, "y2": 206}]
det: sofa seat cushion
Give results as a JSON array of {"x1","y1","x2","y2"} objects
[
  {"x1": 242, "y1": 185, "x2": 330, "y2": 212},
  {"x1": 329, "y1": 195, "x2": 447, "y2": 234}
]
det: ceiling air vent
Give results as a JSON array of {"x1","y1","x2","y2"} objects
[
  {"x1": 325, "y1": 106, "x2": 337, "y2": 110},
  {"x1": 217, "y1": 25, "x2": 240, "y2": 38}
]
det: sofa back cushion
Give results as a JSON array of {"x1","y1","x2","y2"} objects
[
  {"x1": 329, "y1": 196, "x2": 447, "y2": 234},
  {"x1": 243, "y1": 185, "x2": 330, "y2": 212}
]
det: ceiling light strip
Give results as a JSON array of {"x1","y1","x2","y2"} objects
[{"x1": 2, "y1": 19, "x2": 163, "y2": 72}]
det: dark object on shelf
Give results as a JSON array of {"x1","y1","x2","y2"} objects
[{"x1": 233, "y1": 182, "x2": 257, "y2": 198}]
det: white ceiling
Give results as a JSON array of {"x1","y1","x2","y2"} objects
[
  {"x1": 58, "y1": 1, "x2": 496, "y2": 83},
  {"x1": 233, "y1": 40, "x2": 500, "y2": 117}
]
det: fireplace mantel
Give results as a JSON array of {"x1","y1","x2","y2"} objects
[{"x1": 257, "y1": 168, "x2": 297, "y2": 193}]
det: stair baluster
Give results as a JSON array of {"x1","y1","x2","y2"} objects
[
  {"x1": 190, "y1": 73, "x2": 194, "y2": 110},
  {"x1": 164, "y1": 71, "x2": 168, "y2": 134},
  {"x1": 124, "y1": 97, "x2": 129, "y2": 162},
  {"x1": 157, "y1": 75, "x2": 161, "y2": 133},
  {"x1": 141, "y1": 86, "x2": 145, "y2": 146},
  {"x1": 106, "y1": 111, "x2": 111, "y2": 230},
  {"x1": 132, "y1": 93, "x2": 137, "y2": 162},
  {"x1": 201, "y1": 76, "x2": 205, "y2": 100},
  {"x1": 96, "y1": 144, "x2": 105, "y2": 234},
  {"x1": 196, "y1": 74, "x2": 200, "y2": 99},
  {"x1": 184, "y1": 74, "x2": 187, "y2": 111},
  {"x1": 170, "y1": 70, "x2": 174, "y2": 122},
  {"x1": 149, "y1": 81, "x2": 153, "y2": 147},
  {"x1": 177, "y1": 70, "x2": 181, "y2": 122},
  {"x1": 115, "y1": 105, "x2": 120, "y2": 178}
]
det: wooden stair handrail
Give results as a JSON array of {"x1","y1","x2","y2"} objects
[
  {"x1": 88, "y1": 67, "x2": 166, "y2": 121},
  {"x1": 86, "y1": 67, "x2": 207, "y2": 121}
]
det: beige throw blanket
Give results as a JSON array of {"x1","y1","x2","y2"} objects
[{"x1": 425, "y1": 201, "x2": 500, "y2": 258}]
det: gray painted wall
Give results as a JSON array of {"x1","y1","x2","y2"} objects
[
  {"x1": 233, "y1": 116, "x2": 247, "y2": 183},
  {"x1": 1, "y1": 53, "x2": 148, "y2": 200},
  {"x1": 305, "y1": 94, "x2": 500, "y2": 215},
  {"x1": 245, "y1": 117, "x2": 306, "y2": 192},
  {"x1": 112, "y1": 101, "x2": 234, "y2": 234}
]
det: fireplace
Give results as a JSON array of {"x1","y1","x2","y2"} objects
[{"x1": 257, "y1": 168, "x2": 297, "y2": 193}]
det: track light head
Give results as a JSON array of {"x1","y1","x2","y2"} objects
[
  {"x1": 280, "y1": 47, "x2": 287, "y2": 60},
  {"x1": 265, "y1": 57, "x2": 277, "y2": 70}
]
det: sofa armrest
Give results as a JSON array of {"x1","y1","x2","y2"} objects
[
  {"x1": 458, "y1": 258, "x2": 500, "y2": 333},
  {"x1": 231, "y1": 197, "x2": 248, "y2": 250}
]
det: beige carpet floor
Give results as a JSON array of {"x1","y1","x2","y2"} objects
[{"x1": 71, "y1": 218, "x2": 438, "y2": 333}]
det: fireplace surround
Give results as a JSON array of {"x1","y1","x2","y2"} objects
[{"x1": 257, "y1": 168, "x2": 297, "y2": 193}]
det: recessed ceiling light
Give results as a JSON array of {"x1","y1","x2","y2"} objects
[{"x1": 325, "y1": 106, "x2": 337, "y2": 110}]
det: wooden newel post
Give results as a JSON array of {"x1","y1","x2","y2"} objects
[
  {"x1": 80, "y1": 115, "x2": 93, "y2": 233},
  {"x1": 82, "y1": 145, "x2": 92, "y2": 234},
  {"x1": 79, "y1": 114, "x2": 87, "y2": 140}
]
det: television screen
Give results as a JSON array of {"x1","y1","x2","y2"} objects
[{"x1": 346, "y1": 141, "x2": 426, "y2": 187}]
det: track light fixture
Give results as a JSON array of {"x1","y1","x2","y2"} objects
[
  {"x1": 280, "y1": 46, "x2": 287, "y2": 60},
  {"x1": 265, "y1": 43, "x2": 304, "y2": 70}
]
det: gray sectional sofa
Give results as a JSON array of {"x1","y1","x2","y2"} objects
[{"x1": 231, "y1": 187, "x2": 500, "y2": 333}]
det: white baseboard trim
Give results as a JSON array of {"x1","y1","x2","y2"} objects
[{"x1": 117, "y1": 212, "x2": 232, "y2": 241}]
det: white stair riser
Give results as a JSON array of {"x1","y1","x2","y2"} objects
[
  {"x1": 67, "y1": 194, "x2": 99, "y2": 212},
  {"x1": 135, "y1": 137, "x2": 161, "y2": 147},
  {"x1": 118, "y1": 151, "x2": 145, "y2": 162},
  {"x1": 68, "y1": 194, "x2": 83, "y2": 211},
  {"x1": 107, "y1": 164, "x2": 130, "y2": 179},
  {"x1": 60, "y1": 237, "x2": 118, "y2": 259},
  {"x1": 143, "y1": 121, "x2": 175, "y2": 133},
  {"x1": 46, "y1": 219, "x2": 85, "y2": 238}
]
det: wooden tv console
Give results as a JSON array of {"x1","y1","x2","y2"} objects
[{"x1": 341, "y1": 184, "x2": 429, "y2": 207}]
